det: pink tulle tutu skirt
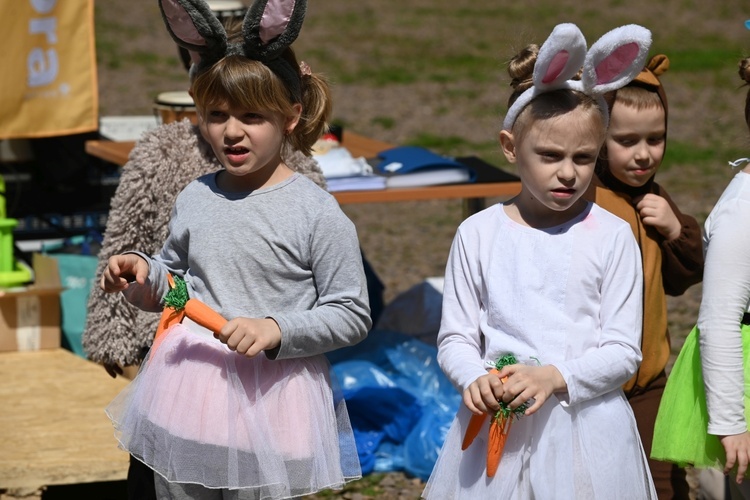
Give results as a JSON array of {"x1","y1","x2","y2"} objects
[{"x1": 106, "y1": 323, "x2": 360, "y2": 498}]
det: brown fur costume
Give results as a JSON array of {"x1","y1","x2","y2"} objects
[{"x1": 82, "y1": 119, "x2": 327, "y2": 366}]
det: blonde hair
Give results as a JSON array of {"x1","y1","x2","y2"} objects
[
  {"x1": 505, "y1": 44, "x2": 605, "y2": 143},
  {"x1": 607, "y1": 84, "x2": 663, "y2": 111},
  {"x1": 190, "y1": 48, "x2": 332, "y2": 155},
  {"x1": 605, "y1": 54, "x2": 669, "y2": 117}
]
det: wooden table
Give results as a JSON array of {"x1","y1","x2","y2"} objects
[
  {"x1": 0, "y1": 349, "x2": 130, "y2": 499},
  {"x1": 85, "y1": 131, "x2": 521, "y2": 214},
  {"x1": 86, "y1": 131, "x2": 394, "y2": 172}
]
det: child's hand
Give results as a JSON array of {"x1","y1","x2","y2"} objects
[
  {"x1": 103, "y1": 362, "x2": 124, "y2": 379},
  {"x1": 214, "y1": 317, "x2": 282, "y2": 358},
  {"x1": 633, "y1": 193, "x2": 681, "y2": 241},
  {"x1": 463, "y1": 371, "x2": 506, "y2": 415},
  {"x1": 720, "y1": 432, "x2": 750, "y2": 484},
  {"x1": 498, "y1": 364, "x2": 566, "y2": 416},
  {"x1": 100, "y1": 254, "x2": 149, "y2": 293}
]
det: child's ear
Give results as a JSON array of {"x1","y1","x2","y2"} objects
[
  {"x1": 499, "y1": 130, "x2": 518, "y2": 163},
  {"x1": 285, "y1": 103, "x2": 303, "y2": 134}
]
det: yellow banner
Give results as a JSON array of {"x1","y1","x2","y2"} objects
[{"x1": 0, "y1": 0, "x2": 98, "y2": 139}]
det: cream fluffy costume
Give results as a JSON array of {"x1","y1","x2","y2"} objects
[
  {"x1": 423, "y1": 24, "x2": 657, "y2": 499},
  {"x1": 100, "y1": 0, "x2": 371, "y2": 497}
]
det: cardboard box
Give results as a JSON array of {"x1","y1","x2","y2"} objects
[{"x1": 0, "y1": 253, "x2": 63, "y2": 352}]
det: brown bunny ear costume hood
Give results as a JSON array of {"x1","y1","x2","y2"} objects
[
  {"x1": 596, "y1": 54, "x2": 670, "y2": 197},
  {"x1": 82, "y1": 120, "x2": 326, "y2": 366},
  {"x1": 630, "y1": 53, "x2": 670, "y2": 128}
]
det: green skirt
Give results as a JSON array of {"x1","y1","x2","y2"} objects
[{"x1": 652, "y1": 324, "x2": 750, "y2": 473}]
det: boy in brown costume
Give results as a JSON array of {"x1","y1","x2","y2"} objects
[{"x1": 584, "y1": 54, "x2": 704, "y2": 498}]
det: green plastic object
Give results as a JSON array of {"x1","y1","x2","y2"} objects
[{"x1": 0, "y1": 176, "x2": 31, "y2": 287}]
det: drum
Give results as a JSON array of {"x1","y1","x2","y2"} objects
[
  {"x1": 153, "y1": 91, "x2": 198, "y2": 125},
  {"x1": 207, "y1": 0, "x2": 247, "y2": 27}
]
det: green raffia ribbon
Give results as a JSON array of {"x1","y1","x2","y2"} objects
[
  {"x1": 163, "y1": 274, "x2": 190, "y2": 310},
  {"x1": 492, "y1": 353, "x2": 531, "y2": 420}
]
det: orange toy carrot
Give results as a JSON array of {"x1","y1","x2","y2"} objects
[
  {"x1": 486, "y1": 408, "x2": 513, "y2": 477},
  {"x1": 461, "y1": 369, "x2": 502, "y2": 450},
  {"x1": 151, "y1": 274, "x2": 185, "y2": 353},
  {"x1": 162, "y1": 274, "x2": 228, "y2": 335},
  {"x1": 152, "y1": 308, "x2": 185, "y2": 352},
  {"x1": 460, "y1": 353, "x2": 530, "y2": 478},
  {"x1": 461, "y1": 413, "x2": 488, "y2": 451},
  {"x1": 184, "y1": 298, "x2": 228, "y2": 333}
]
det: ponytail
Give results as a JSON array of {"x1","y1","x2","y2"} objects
[{"x1": 290, "y1": 70, "x2": 332, "y2": 155}]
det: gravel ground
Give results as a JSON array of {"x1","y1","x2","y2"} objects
[{"x1": 89, "y1": 1, "x2": 750, "y2": 498}]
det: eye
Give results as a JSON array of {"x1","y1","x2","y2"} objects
[
  {"x1": 241, "y1": 111, "x2": 267, "y2": 123},
  {"x1": 207, "y1": 109, "x2": 227, "y2": 120},
  {"x1": 539, "y1": 151, "x2": 560, "y2": 161},
  {"x1": 647, "y1": 135, "x2": 665, "y2": 146},
  {"x1": 614, "y1": 137, "x2": 636, "y2": 147},
  {"x1": 574, "y1": 153, "x2": 596, "y2": 164}
]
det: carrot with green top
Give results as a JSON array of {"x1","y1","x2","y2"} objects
[
  {"x1": 486, "y1": 401, "x2": 515, "y2": 477},
  {"x1": 162, "y1": 274, "x2": 228, "y2": 334},
  {"x1": 151, "y1": 274, "x2": 185, "y2": 353},
  {"x1": 461, "y1": 353, "x2": 530, "y2": 478},
  {"x1": 151, "y1": 274, "x2": 228, "y2": 354},
  {"x1": 461, "y1": 368, "x2": 502, "y2": 450}
]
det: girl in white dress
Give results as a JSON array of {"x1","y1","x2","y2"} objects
[
  {"x1": 652, "y1": 50, "x2": 750, "y2": 497},
  {"x1": 422, "y1": 23, "x2": 657, "y2": 499}
]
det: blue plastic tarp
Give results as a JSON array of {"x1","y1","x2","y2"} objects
[{"x1": 328, "y1": 330, "x2": 460, "y2": 480}]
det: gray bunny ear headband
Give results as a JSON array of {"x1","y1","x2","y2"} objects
[
  {"x1": 158, "y1": 0, "x2": 307, "y2": 100},
  {"x1": 503, "y1": 23, "x2": 652, "y2": 131}
]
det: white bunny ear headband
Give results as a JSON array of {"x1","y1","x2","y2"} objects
[
  {"x1": 502, "y1": 23, "x2": 652, "y2": 131},
  {"x1": 158, "y1": 0, "x2": 307, "y2": 100}
]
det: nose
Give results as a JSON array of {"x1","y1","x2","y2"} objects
[
  {"x1": 633, "y1": 140, "x2": 649, "y2": 161},
  {"x1": 557, "y1": 159, "x2": 576, "y2": 183},
  {"x1": 224, "y1": 116, "x2": 243, "y2": 140}
]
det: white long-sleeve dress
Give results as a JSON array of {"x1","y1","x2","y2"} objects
[
  {"x1": 652, "y1": 169, "x2": 750, "y2": 475},
  {"x1": 699, "y1": 170, "x2": 750, "y2": 436},
  {"x1": 423, "y1": 202, "x2": 656, "y2": 499}
]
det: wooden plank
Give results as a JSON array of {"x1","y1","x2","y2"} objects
[
  {"x1": 85, "y1": 140, "x2": 134, "y2": 167},
  {"x1": 332, "y1": 181, "x2": 519, "y2": 204},
  {"x1": 84, "y1": 133, "x2": 521, "y2": 207},
  {"x1": 0, "y1": 349, "x2": 130, "y2": 491},
  {"x1": 340, "y1": 131, "x2": 393, "y2": 159},
  {"x1": 85, "y1": 130, "x2": 388, "y2": 168}
]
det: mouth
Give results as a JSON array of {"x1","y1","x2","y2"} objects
[
  {"x1": 224, "y1": 145, "x2": 250, "y2": 162},
  {"x1": 551, "y1": 188, "x2": 576, "y2": 198},
  {"x1": 629, "y1": 166, "x2": 653, "y2": 176}
]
